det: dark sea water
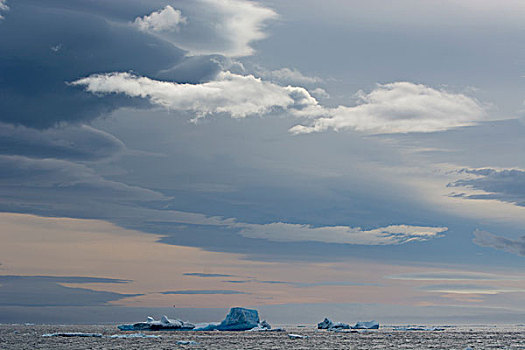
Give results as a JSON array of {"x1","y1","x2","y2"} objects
[{"x1": 1, "y1": 324, "x2": 524, "y2": 349}]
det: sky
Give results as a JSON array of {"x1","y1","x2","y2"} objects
[{"x1": 0, "y1": 0, "x2": 524, "y2": 324}]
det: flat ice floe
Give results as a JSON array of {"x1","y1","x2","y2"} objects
[
  {"x1": 288, "y1": 333, "x2": 308, "y2": 339},
  {"x1": 42, "y1": 332, "x2": 103, "y2": 337},
  {"x1": 109, "y1": 333, "x2": 161, "y2": 338},
  {"x1": 393, "y1": 326, "x2": 445, "y2": 331}
]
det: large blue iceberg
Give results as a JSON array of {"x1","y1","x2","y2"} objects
[{"x1": 196, "y1": 307, "x2": 260, "y2": 331}]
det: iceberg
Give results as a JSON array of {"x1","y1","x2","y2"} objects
[
  {"x1": 118, "y1": 307, "x2": 272, "y2": 332},
  {"x1": 117, "y1": 315, "x2": 195, "y2": 331},
  {"x1": 317, "y1": 317, "x2": 350, "y2": 330},
  {"x1": 352, "y1": 320, "x2": 379, "y2": 329},
  {"x1": 199, "y1": 307, "x2": 261, "y2": 331},
  {"x1": 248, "y1": 320, "x2": 285, "y2": 332}
]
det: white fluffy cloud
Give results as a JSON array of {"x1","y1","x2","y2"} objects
[
  {"x1": 133, "y1": 5, "x2": 186, "y2": 32},
  {"x1": 0, "y1": 0, "x2": 8, "y2": 20},
  {"x1": 290, "y1": 82, "x2": 487, "y2": 134},
  {"x1": 139, "y1": 0, "x2": 277, "y2": 57},
  {"x1": 235, "y1": 222, "x2": 447, "y2": 245},
  {"x1": 200, "y1": 0, "x2": 278, "y2": 57},
  {"x1": 71, "y1": 71, "x2": 318, "y2": 119},
  {"x1": 73, "y1": 72, "x2": 488, "y2": 134}
]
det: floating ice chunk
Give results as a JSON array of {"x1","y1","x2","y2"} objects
[
  {"x1": 288, "y1": 333, "x2": 308, "y2": 339},
  {"x1": 260, "y1": 320, "x2": 271, "y2": 329},
  {"x1": 177, "y1": 340, "x2": 199, "y2": 345},
  {"x1": 110, "y1": 333, "x2": 160, "y2": 338},
  {"x1": 352, "y1": 320, "x2": 379, "y2": 329},
  {"x1": 42, "y1": 332, "x2": 103, "y2": 337},
  {"x1": 317, "y1": 317, "x2": 350, "y2": 330},
  {"x1": 248, "y1": 319, "x2": 285, "y2": 332},
  {"x1": 118, "y1": 315, "x2": 195, "y2": 331},
  {"x1": 193, "y1": 322, "x2": 220, "y2": 331},
  {"x1": 393, "y1": 326, "x2": 445, "y2": 331},
  {"x1": 318, "y1": 318, "x2": 333, "y2": 329}
]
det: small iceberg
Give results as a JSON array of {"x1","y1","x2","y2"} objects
[
  {"x1": 288, "y1": 333, "x2": 308, "y2": 339},
  {"x1": 248, "y1": 319, "x2": 285, "y2": 332},
  {"x1": 42, "y1": 332, "x2": 103, "y2": 338},
  {"x1": 317, "y1": 317, "x2": 350, "y2": 330},
  {"x1": 352, "y1": 320, "x2": 379, "y2": 329},
  {"x1": 177, "y1": 340, "x2": 199, "y2": 345},
  {"x1": 118, "y1": 315, "x2": 195, "y2": 331}
]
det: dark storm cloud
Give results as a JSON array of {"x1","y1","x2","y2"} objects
[
  {"x1": 473, "y1": 230, "x2": 525, "y2": 257},
  {"x1": 0, "y1": 155, "x2": 167, "y2": 219},
  {"x1": 0, "y1": 123, "x2": 125, "y2": 160},
  {"x1": 0, "y1": 0, "x2": 185, "y2": 128},
  {"x1": 0, "y1": 275, "x2": 138, "y2": 306},
  {"x1": 449, "y1": 168, "x2": 525, "y2": 207}
]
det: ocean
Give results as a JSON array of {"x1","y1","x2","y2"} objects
[{"x1": 1, "y1": 324, "x2": 524, "y2": 349}]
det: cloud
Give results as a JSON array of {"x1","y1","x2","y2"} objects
[
  {"x1": 184, "y1": 273, "x2": 236, "y2": 278},
  {"x1": 160, "y1": 290, "x2": 248, "y2": 295},
  {"x1": 0, "y1": 155, "x2": 166, "y2": 215},
  {"x1": 419, "y1": 283, "x2": 525, "y2": 295},
  {"x1": 0, "y1": 123, "x2": 125, "y2": 161},
  {"x1": 235, "y1": 222, "x2": 447, "y2": 245},
  {"x1": 0, "y1": 275, "x2": 138, "y2": 306},
  {"x1": 202, "y1": 0, "x2": 277, "y2": 56},
  {"x1": 449, "y1": 168, "x2": 525, "y2": 207},
  {"x1": 129, "y1": 0, "x2": 277, "y2": 57},
  {"x1": 175, "y1": 0, "x2": 278, "y2": 57},
  {"x1": 71, "y1": 71, "x2": 318, "y2": 119},
  {"x1": 74, "y1": 72, "x2": 489, "y2": 135},
  {"x1": 473, "y1": 230, "x2": 525, "y2": 257},
  {"x1": 0, "y1": 0, "x2": 8, "y2": 20},
  {"x1": 0, "y1": 1, "x2": 185, "y2": 128},
  {"x1": 133, "y1": 5, "x2": 186, "y2": 32},
  {"x1": 223, "y1": 279, "x2": 376, "y2": 287},
  {"x1": 256, "y1": 67, "x2": 323, "y2": 85},
  {"x1": 387, "y1": 271, "x2": 521, "y2": 281},
  {"x1": 290, "y1": 82, "x2": 487, "y2": 134}
]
